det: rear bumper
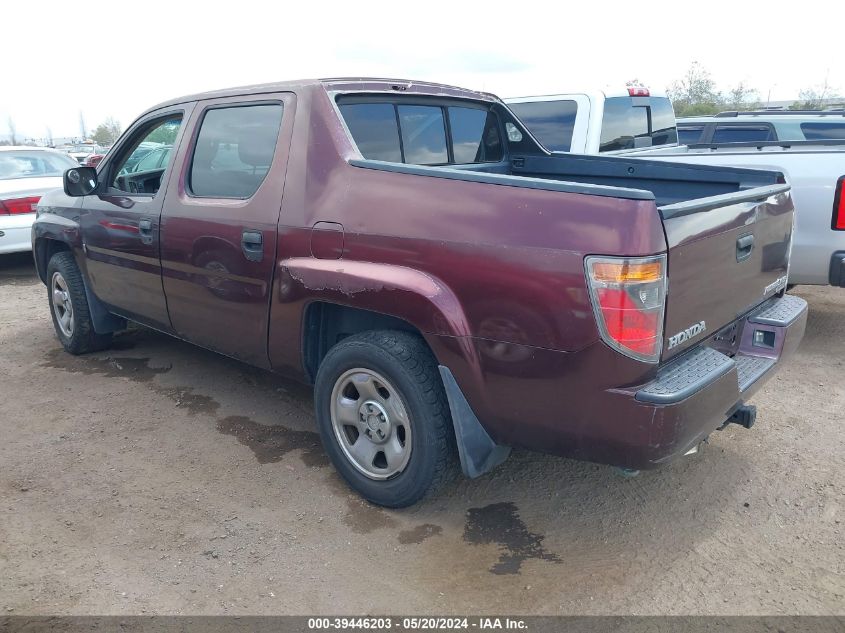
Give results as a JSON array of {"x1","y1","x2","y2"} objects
[
  {"x1": 434, "y1": 293, "x2": 808, "y2": 473},
  {"x1": 0, "y1": 213, "x2": 36, "y2": 254},
  {"x1": 631, "y1": 293, "x2": 807, "y2": 467}
]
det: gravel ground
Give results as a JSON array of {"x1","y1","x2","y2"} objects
[{"x1": 0, "y1": 252, "x2": 842, "y2": 615}]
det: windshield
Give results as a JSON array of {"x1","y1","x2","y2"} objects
[
  {"x1": 70, "y1": 145, "x2": 97, "y2": 153},
  {"x1": 0, "y1": 151, "x2": 78, "y2": 180}
]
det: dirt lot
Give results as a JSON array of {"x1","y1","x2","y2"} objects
[{"x1": 0, "y1": 251, "x2": 842, "y2": 616}]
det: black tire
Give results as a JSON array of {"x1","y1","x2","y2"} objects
[
  {"x1": 46, "y1": 251, "x2": 112, "y2": 355},
  {"x1": 314, "y1": 330, "x2": 457, "y2": 508}
]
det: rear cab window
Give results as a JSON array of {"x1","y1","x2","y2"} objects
[
  {"x1": 600, "y1": 96, "x2": 678, "y2": 152},
  {"x1": 338, "y1": 98, "x2": 503, "y2": 166}
]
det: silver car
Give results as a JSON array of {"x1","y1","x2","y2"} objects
[{"x1": 0, "y1": 147, "x2": 77, "y2": 254}]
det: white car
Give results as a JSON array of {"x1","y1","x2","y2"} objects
[
  {"x1": 65, "y1": 143, "x2": 106, "y2": 165},
  {"x1": 0, "y1": 146, "x2": 78, "y2": 254}
]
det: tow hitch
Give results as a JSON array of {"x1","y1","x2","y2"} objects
[{"x1": 723, "y1": 404, "x2": 757, "y2": 430}]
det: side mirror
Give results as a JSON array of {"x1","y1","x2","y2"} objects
[{"x1": 63, "y1": 167, "x2": 98, "y2": 197}]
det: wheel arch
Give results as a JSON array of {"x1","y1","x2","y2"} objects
[
  {"x1": 301, "y1": 301, "x2": 426, "y2": 383},
  {"x1": 279, "y1": 257, "x2": 478, "y2": 379},
  {"x1": 36, "y1": 237, "x2": 125, "y2": 335},
  {"x1": 33, "y1": 237, "x2": 72, "y2": 285}
]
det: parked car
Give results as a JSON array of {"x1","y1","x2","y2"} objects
[
  {"x1": 32, "y1": 78, "x2": 806, "y2": 507},
  {"x1": 0, "y1": 146, "x2": 77, "y2": 254},
  {"x1": 677, "y1": 110, "x2": 845, "y2": 145},
  {"x1": 65, "y1": 144, "x2": 106, "y2": 164},
  {"x1": 118, "y1": 141, "x2": 164, "y2": 174},
  {"x1": 506, "y1": 87, "x2": 679, "y2": 153},
  {"x1": 84, "y1": 152, "x2": 108, "y2": 168},
  {"x1": 510, "y1": 92, "x2": 845, "y2": 287},
  {"x1": 127, "y1": 145, "x2": 172, "y2": 173}
]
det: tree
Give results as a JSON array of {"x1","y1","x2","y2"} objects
[
  {"x1": 7, "y1": 116, "x2": 17, "y2": 145},
  {"x1": 626, "y1": 78, "x2": 645, "y2": 88},
  {"x1": 90, "y1": 117, "x2": 122, "y2": 145},
  {"x1": 724, "y1": 82, "x2": 760, "y2": 111},
  {"x1": 790, "y1": 77, "x2": 841, "y2": 110},
  {"x1": 145, "y1": 120, "x2": 180, "y2": 145},
  {"x1": 667, "y1": 62, "x2": 723, "y2": 117}
]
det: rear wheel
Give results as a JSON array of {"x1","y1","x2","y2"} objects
[
  {"x1": 314, "y1": 330, "x2": 456, "y2": 508},
  {"x1": 47, "y1": 252, "x2": 112, "y2": 354}
]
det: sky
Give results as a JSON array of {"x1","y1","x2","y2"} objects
[{"x1": 2, "y1": 0, "x2": 841, "y2": 142}]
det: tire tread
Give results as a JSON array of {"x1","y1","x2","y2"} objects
[{"x1": 47, "y1": 251, "x2": 112, "y2": 355}]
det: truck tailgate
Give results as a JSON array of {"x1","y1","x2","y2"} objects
[{"x1": 659, "y1": 184, "x2": 793, "y2": 360}]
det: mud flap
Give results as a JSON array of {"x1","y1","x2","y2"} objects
[
  {"x1": 82, "y1": 278, "x2": 126, "y2": 334},
  {"x1": 438, "y1": 365, "x2": 511, "y2": 478}
]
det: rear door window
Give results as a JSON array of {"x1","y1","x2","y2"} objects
[
  {"x1": 189, "y1": 103, "x2": 284, "y2": 199},
  {"x1": 507, "y1": 100, "x2": 578, "y2": 152},
  {"x1": 599, "y1": 97, "x2": 678, "y2": 152},
  {"x1": 800, "y1": 121, "x2": 845, "y2": 140},
  {"x1": 712, "y1": 125, "x2": 774, "y2": 143}
]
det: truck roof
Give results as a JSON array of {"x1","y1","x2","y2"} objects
[
  {"x1": 506, "y1": 88, "x2": 669, "y2": 102},
  {"x1": 680, "y1": 111, "x2": 845, "y2": 124},
  {"x1": 142, "y1": 78, "x2": 499, "y2": 117}
]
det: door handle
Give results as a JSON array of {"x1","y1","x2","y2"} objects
[
  {"x1": 138, "y1": 218, "x2": 153, "y2": 245},
  {"x1": 241, "y1": 229, "x2": 263, "y2": 262},
  {"x1": 736, "y1": 234, "x2": 754, "y2": 262}
]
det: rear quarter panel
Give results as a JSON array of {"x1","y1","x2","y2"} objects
[{"x1": 267, "y1": 85, "x2": 670, "y2": 446}]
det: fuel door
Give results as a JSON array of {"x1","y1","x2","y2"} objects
[{"x1": 310, "y1": 221, "x2": 345, "y2": 260}]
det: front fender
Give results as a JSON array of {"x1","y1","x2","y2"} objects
[{"x1": 33, "y1": 202, "x2": 124, "y2": 334}]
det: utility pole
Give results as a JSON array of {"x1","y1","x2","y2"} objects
[
  {"x1": 7, "y1": 116, "x2": 17, "y2": 145},
  {"x1": 79, "y1": 111, "x2": 87, "y2": 140}
]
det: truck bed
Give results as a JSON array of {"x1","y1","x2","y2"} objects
[{"x1": 508, "y1": 152, "x2": 784, "y2": 208}]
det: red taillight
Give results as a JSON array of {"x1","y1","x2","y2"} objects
[
  {"x1": 0, "y1": 196, "x2": 41, "y2": 215},
  {"x1": 628, "y1": 87, "x2": 650, "y2": 97},
  {"x1": 585, "y1": 255, "x2": 667, "y2": 363},
  {"x1": 833, "y1": 176, "x2": 845, "y2": 231}
]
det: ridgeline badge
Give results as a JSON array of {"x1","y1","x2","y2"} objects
[{"x1": 667, "y1": 321, "x2": 706, "y2": 350}]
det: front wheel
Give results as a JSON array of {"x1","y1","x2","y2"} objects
[
  {"x1": 46, "y1": 251, "x2": 112, "y2": 354},
  {"x1": 314, "y1": 330, "x2": 457, "y2": 508}
]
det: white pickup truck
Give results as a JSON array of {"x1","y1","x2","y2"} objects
[
  {"x1": 507, "y1": 90, "x2": 845, "y2": 287},
  {"x1": 507, "y1": 87, "x2": 680, "y2": 154}
]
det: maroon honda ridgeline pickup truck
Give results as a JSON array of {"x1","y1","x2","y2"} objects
[{"x1": 32, "y1": 78, "x2": 807, "y2": 507}]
